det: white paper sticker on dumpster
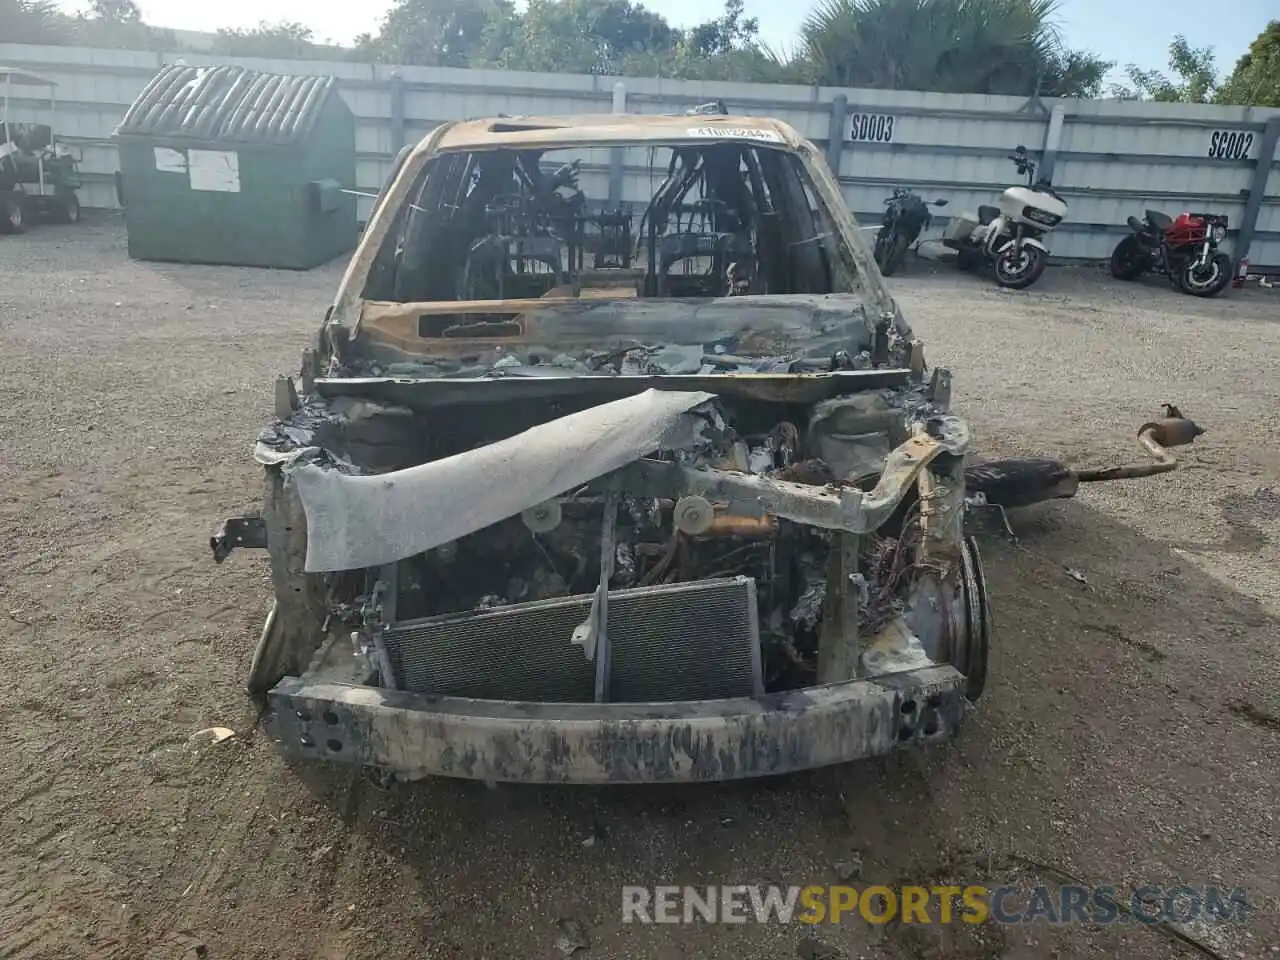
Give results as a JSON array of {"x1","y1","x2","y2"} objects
[
  {"x1": 153, "y1": 147, "x2": 187, "y2": 174},
  {"x1": 188, "y1": 149, "x2": 241, "y2": 193}
]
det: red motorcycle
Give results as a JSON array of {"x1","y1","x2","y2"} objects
[{"x1": 1110, "y1": 209, "x2": 1233, "y2": 297}]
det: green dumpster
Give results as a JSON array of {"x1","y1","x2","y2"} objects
[{"x1": 113, "y1": 63, "x2": 357, "y2": 270}]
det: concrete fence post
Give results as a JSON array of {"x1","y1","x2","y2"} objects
[
  {"x1": 1039, "y1": 103, "x2": 1066, "y2": 183},
  {"x1": 389, "y1": 71, "x2": 406, "y2": 154},
  {"x1": 608, "y1": 81, "x2": 626, "y2": 208},
  {"x1": 1235, "y1": 115, "x2": 1280, "y2": 265},
  {"x1": 826, "y1": 93, "x2": 848, "y2": 177}
]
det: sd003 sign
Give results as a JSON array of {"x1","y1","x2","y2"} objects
[
  {"x1": 849, "y1": 112, "x2": 895, "y2": 143},
  {"x1": 1207, "y1": 130, "x2": 1255, "y2": 160}
]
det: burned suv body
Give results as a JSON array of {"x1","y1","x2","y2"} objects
[{"x1": 219, "y1": 113, "x2": 992, "y2": 784}]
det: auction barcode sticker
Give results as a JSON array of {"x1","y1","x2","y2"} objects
[{"x1": 686, "y1": 126, "x2": 784, "y2": 142}]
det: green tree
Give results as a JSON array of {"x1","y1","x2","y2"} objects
[
  {"x1": 685, "y1": 0, "x2": 757, "y2": 56},
  {"x1": 352, "y1": 0, "x2": 788, "y2": 80},
  {"x1": 74, "y1": 0, "x2": 173, "y2": 50},
  {"x1": 797, "y1": 0, "x2": 1109, "y2": 97},
  {"x1": 495, "y1": 0, "x2": 678, "y2": 74},
  {"x1": 1038, "y1": 47, "x2": 1110, "y2": 99},
  {"x1": 355, "y1": 0, "x2": 515, "y2": 67},
  {"x1": 1111, "y1": 35, "x2": 1218, "y2": 102},
  {"x1": 641, "y1": 0, "x2": 800, "y2": 82},
  {"x1": 89, "y1": 0, "x2": 141, "y2": 22},
  {"x1": 0, "y1": 0, "x2": 72, "y2": 44},
  {"x1": 212, "y1": 21, "x2": 323, "y2": 59},
  {"x1": 611, "y1": 41, "x2": 796, "y2": 83},
  {"x1": 1217, "y1": 20, "x2": 1280, "y2": 107}
]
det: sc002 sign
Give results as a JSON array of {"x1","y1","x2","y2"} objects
[
  {"x1": 1208, "y1": 130, "x2": 1254, "y2": 160},
  {"x1": 849, "y1": 113, "x2": 895, "y2": 143}
]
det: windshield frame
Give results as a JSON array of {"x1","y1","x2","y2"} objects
[{"x1": 326, "y1": 120, "x2": 902, "y2": 340}]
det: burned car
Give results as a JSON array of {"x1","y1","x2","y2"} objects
[{"x1": 213, "y1": 113, "x2": 1202, "y2": 784}]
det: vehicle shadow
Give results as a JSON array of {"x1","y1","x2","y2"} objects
[{"x1": 1162, "y1": 485, "x2": 1279, "y2": 556}]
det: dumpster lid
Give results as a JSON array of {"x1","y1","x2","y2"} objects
[{"x1": 114, "y1": 63, "x2": 336, "y2": 146}]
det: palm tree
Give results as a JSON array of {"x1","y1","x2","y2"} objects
[{"x1": 798, "y1": 0, "x2": 1107, "y2": 97}]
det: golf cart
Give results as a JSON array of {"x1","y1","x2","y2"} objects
[{"x1": 1, "y1": 66, "x2": 83, "y2": 234}]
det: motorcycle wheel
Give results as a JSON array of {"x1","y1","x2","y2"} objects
[
  {"x1": 873, "y1": 226, "x2": 893, "y2": 268},
  {"x1": 993, "y1": 244, "x2": 1047, "y2": 289},
  {"x1": 879, "y1": 230, "x2": 912, "y2": 277},
  {"x1": 1178, "y1": 252, "x2": 1232, "y2": 297},
  {"x1": 1109, "y1": 236, "x2": 1145, "y2": 280}
]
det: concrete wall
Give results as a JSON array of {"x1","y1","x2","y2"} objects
[{"x1": 3, "y1": 41, "x2": 1278, "y2": 268}]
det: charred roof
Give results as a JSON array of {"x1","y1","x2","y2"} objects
[{"x1": 427, "y1": 114, "x2": 805, "y2": 153}]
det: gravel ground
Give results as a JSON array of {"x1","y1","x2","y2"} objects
[{"x1": 2, "y1": 216, "x2": 1279, "y2": 960}]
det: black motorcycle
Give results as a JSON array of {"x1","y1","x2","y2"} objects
[{"x1": 873, "y1": 187, "x2": 948, "y2": 276}]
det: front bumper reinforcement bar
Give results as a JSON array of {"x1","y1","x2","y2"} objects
[{"x1": 263, "y1": 664, "x2": 966, "y2": 784}]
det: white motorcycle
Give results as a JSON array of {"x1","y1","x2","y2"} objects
[{"x1": 942, "y1": 145, "x2": 1067, "y2": 289}]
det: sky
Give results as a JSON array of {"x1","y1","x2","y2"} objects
[{"x1": 58, "y1": 0, "x2": 1272, "y2": 80}]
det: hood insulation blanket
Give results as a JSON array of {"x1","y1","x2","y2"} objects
[{"x1": 291, "y1": 388, "x2": 716, "y2": 572}]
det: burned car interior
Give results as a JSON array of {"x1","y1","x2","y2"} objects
[
  {"x1": 213, "y1": 116, "x2": 1206, "y2": 785},
  {"x1": 364, "y1": 139, "x2": 851, "y2": 313}
]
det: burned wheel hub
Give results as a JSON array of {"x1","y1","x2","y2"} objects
[
  {"x1": 953, "y1": 536, "x2": 991, "y2": 700},
  {"x1": 901, "y1": 534, "x2": 990, "y2": 703}
]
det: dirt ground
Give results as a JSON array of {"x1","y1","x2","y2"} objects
[{"x1": 2, "y1": 217, "x2": 1279, "y2": 960}]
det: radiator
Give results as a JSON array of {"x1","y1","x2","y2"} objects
[{"x1": 380, "y1": 577, "x2": 762, "y2": 703}]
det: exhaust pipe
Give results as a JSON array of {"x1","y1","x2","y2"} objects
[{"x1": 965, "y1": 404, "x2": 1204, "y2": 509}]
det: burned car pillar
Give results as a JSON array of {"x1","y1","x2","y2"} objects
[{"x1": 211, "y1": 114, "x2": 1009, "y2": 783}]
